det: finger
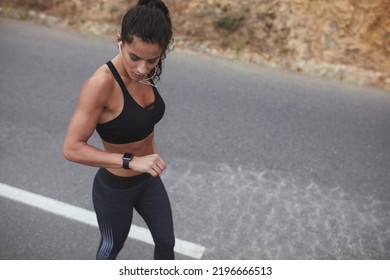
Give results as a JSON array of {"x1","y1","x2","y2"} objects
[
  {"x1": 159, "y1": 157, "x2": 166, "y2": 166},
  {"x1": 154, "y1": 164, "x2": 164, "y2": 175},
  {"x1": 153, "y1": 154, "x2": 166, "y2": 166},
  {"x1": 148, "y1": 167, "x2": 159, "y2": 177},
  {"x1": 156, "y1": 159, "x2": 166, "y2": 171},
  {"x1": 149, "y1": 162, "x2": 163, "y2": 176}
]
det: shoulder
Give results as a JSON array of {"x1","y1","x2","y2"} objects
[{"x1": 78, "y1": 64, "x2": 115, "y2": 108}]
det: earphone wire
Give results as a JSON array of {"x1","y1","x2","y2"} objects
[{"x1": 139, "y1": 67, "x2": 158, "y2": 87}]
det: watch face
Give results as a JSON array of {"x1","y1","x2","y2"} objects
[{"x1": 123, "y1": 153, "x2": 133, "y2": 160}]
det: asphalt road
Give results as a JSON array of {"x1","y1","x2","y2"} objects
[{"x1": 1, "y1": 17, "x2": 390, "y2": 260}]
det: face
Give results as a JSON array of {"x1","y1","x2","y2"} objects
[{"x1": 119, "y1": 36, "x2": 162, "y2": 82}]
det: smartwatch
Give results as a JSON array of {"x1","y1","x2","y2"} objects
[{"x1": 122, "y1": 153, "x2": 134, "y2": 170}]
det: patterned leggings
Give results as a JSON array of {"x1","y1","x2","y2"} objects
[{"x1": 92, "y1": 168, "x2": 175, "y2": 260}]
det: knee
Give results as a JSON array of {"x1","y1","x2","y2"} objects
[
  {"x1": 155, "y1": 233, "x2": 175, "y2": 250},
  {"x1": 96, "y1": 235, "x2": 126, "y2": 260},
  {"x1": 97, "y1": 243, "x2": 124, "y2": 260},
  {"x1": 154, "y1": 237, "x2": 175, "y2": 260}
]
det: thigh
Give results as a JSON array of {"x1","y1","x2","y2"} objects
[
  {"x1": 93, "y1": 189, "x2": 134, "y2": 239},
  {"x1": 92, "y1": 175, "x2": 138, "y2": 216},
  {"x1": 92, "y1": 174, "x2": 143, "y2": 259},
  {"x1": 135, "y1": 177, "x2": 174, "y2": 239}
]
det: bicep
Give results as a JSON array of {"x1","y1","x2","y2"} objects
[
  {"x1": 64, "y1": 78, "x2": 109, "y2": 147},
  {"x1": 65, "y1": 104, "x2": 101, "y2": 144}
]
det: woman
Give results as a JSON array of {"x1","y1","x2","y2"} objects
[{"x1": 63, "y1": 0, "x2": 175, "y2": 260}]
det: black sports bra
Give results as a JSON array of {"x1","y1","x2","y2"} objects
[{"x1": 95, "y1": 61, "x2": 165, "y2": 144}]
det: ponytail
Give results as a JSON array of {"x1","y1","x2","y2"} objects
[{"x1": 137, "y1": 0, "x2": 171, "y2": 20}]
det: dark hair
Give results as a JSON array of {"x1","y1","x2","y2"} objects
[{"x1": 121, "y1": 0, "x2": 173, "y2": 81}]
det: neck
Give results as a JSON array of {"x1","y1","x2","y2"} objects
[{"x1": 112, "y1": 55, "x2": 137, "y2": 84}]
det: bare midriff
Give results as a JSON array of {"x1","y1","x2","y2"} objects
[{"x1": 102, "y1": 132, "x2": 155, "y2": 177}]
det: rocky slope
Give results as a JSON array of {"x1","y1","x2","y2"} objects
[{"x1": 1, "y1": 0, "x2": 389, "y2": 90}]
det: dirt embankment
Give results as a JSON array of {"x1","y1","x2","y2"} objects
[{"x1": 1, "y1": 0, "x2": 389, "y2": 90}]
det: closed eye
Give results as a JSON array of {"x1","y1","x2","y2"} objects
[
  {"x1": 148, "y1": 58, "x2": 159, "y2": 64},
  {"x1": 130, "y1": 54, "x2": 140, "y2": 61}
]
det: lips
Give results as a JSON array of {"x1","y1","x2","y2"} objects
[{"x1": 134, "y1": 74, "x2": 145, "y2": 81}]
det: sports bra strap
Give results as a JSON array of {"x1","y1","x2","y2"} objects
[{"x1": 106, "y1": 61, "x2": 129, "y2": 95}]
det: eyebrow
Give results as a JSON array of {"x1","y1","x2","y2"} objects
[{"x1": 129, "y1": 52, "x2": 160, "y2": 61}]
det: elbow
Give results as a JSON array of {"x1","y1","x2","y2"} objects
[
  {"x1": 63, "y1": 150, "x2": 72, "y2": 162},
  {"x1": 63, "y1": 139, "x2": 90, "y2": 164},
  {"x1": 63, "y1": 141, "x2": 78, "y2": 163},
  {"x1": 63, "y1": 146, "x2": 74, "y2": 162}
]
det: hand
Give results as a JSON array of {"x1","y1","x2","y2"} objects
[{"x1": 129, "y1": 154, "x2": 166, "y2": 176}]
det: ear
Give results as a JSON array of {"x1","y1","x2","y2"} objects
[
  {"x1": 116, "y1": 34, "x2": 123, "y2": 51},
  {"x1": 116, "y1": 34, "x2": 121, "y2": 43}
]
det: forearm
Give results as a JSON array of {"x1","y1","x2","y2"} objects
[{"x1": 63, "y1": 141, "x2": 122, "y2": 169}]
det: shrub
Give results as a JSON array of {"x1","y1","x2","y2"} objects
[{"x1": 214, "y1": 13, "x2": 245, "y2": 33}]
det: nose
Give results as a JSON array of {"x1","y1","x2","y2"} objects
[{"x1": 137, "y1": 61, "x2": 148, "y2": 76}]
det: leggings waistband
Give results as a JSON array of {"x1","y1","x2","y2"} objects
[{"x1": 96, "y1": 168, "x2": 151, "y2": 189}]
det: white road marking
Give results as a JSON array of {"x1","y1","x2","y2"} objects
[{"x1": 0, "y1": 182, "x2": 205, "y2": 259}]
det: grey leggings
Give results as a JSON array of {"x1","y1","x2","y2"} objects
[{"x1": 92, "y1": 168, "x2": 175, "y2": 260}]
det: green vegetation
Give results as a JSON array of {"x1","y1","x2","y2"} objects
[
  {"x1": 214, "y1": 13, "x2": 245, "y2": 33},
  {"x1": 219, "y1": 38, "x2": 230, "y2": 48}
]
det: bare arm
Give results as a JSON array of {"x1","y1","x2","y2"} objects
[{"x1": 63, "y1": 73, "x2": 123, "y2": 168}]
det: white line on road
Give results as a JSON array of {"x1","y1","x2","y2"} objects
[{"x1": 0, "y1": 182, "x2": 205, "y2": 259}]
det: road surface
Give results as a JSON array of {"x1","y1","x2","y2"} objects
[{"x1": 1, "y1": 17, "x2": 389, "y2": 259}]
